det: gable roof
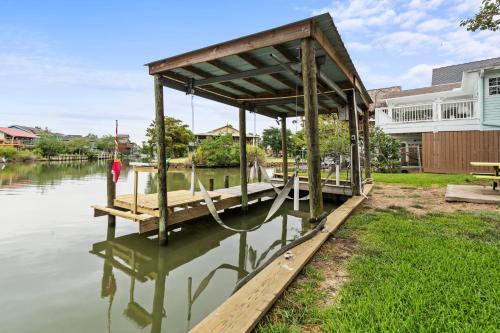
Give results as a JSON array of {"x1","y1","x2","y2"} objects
[
  {"x1": 432, "y1": 57, "x2": 500, "y2": 85},
  {"x1": 0, "y1": 127, "x2": 38, "y2": 138}
]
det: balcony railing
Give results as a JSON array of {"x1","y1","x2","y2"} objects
[{"x1": 375, "y1": 99, "x2": 477, "y2": 125}]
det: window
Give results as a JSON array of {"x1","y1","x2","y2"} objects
[{"x1": 489, "y1": 77, "x2": 500, "y2": 95}]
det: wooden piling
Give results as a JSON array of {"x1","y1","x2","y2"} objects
[
  {"x1": 347, "y1": 89, "x2": 361, "y2": 196},
  {"x1": 301, "y1": 38, "x2": 323, "y2": 219},
  {"x1": 154, "y1": 75, "x2": 168, "y2": 245},
  {"x1": 106, "y1": 160, "x2": 116, "y2": 227},
  {"x1": 224, "y1": 175, "x2": 230, "y2": 188},
  {"x1": 363, "y1": 110, "x2": 371, "y2": 179},
  {"x1": 209, "y1": 178, "x2": 215, "y2": 191},
  {"x1": 239, "y1": 107, "x2": 248, "y2": 211},
  {"x1": 281, "y1": 115, "x2": 288, "y2": 184}
]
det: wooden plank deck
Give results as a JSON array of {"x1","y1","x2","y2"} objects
[
  {"x1": 92, "y1": 182, "x2": 277, "y2": 233},
  {"x1": 189, "y1": 183, "x2": 373, "y2": 333}
]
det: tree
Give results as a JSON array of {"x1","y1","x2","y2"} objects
[
  {"x1": 195, "y1": 134, "x2": 240, "y2": 167},
  {"x1": 35, "y1": 135, "x2": 63, "y2": 157},
  {"x1": 145, "y1": 117, "x2": 194, "y2": 158},
  {"x1": 460, "y1": 0, "x2": 500, "y2": 31},
  {"x1": 318, "y1": 114, "x2": 350, "y2": 161},
  {"x1": 260, "y1": 126, "x2": 295, "y2": 157},
  {"x1": 369, "y1": 126, "x2": 401, "y2": 173},
  {"x1": 96, "y1": 135, "x2": 115, "y2": 152},
  {"x1": 63, "y1": 137, "x2": 90, "y2": 154},
  {"x1": 291, "y1": 129, "x2": 306, "y2": 157}
]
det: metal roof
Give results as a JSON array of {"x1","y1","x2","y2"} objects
[{"x1": 146, "y1": 13, "x2": 372, "y2": 118}]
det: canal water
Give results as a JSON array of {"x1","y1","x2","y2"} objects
[{"x1": 0, "y1": 162, "x2": 336, "y2": 333}]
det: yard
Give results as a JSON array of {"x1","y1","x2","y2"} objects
[{"x1": 257, "y1": 175, "x2": 500, "y2": 332}]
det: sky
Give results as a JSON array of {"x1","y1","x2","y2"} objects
[{"x1": 0, "y1": 0, "x2": 496, "y2": 143}]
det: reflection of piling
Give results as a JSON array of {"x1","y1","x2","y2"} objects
[
  {"x1": 238, "y1": 232, "x2": 247, "y2": 280},
  {"x1": 209, "y1": 178, "x2": 214, "y2": 191},
  {"x1": 106, "y1": 160, "x2": 116, "y2": 227},
  {"x1": 224, "y1": 175, "x2": 229, "y2": 188}
]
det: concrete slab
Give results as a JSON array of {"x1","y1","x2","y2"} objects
[{"x1": 445, "y1": 185, "x2": 500, "y2": 204}]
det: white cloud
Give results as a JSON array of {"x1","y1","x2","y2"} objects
[
  {"x1": 409, "y1": 0, "x2": 446, "y2": 10},
  {"x1": 375, "y1": 31, "x2": 441, "y2": 54},
  {"x1": 416, "y1": 18, "x2": 451, "y2": 32},
  {"x1": 347, "y1": 41, "x2": 372, "y2": 52}
]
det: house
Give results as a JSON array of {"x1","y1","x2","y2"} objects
[
  {"x1": 0, "y1": 127, "x2": 38, "y2": 148},
  {"x1": 117, "y1": 134, "x2": 136, "y2": 154},
  {"x1": 195, "y1": 124, "x2": 260, "y2": 145},
  {"x1": 373, "y1": 57, "x2": 500, "y2": 173},
  {"x1": 9, "y1": 125, "x2": 64, "y2": 140}
]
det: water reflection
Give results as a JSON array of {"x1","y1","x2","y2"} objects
[{"x1": 91, "y1": 200, "x2": 320, "y2": 333}]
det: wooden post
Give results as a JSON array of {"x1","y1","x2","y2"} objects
[
  {"x1": 133, "y1": 170, "x2": 138, "y2": 215},
  {"x1": 281, "y1": 115, "x2": 288, "y2": 183},
  {"x1": 239, "y1": 107, "x2": 248, "y2": 212},
  {"x1": 301, "y1": 38, "x2": 323, "y2": 219},
  {"x1": 151, "y1": 253, "x2": 167, "y2": 333},
  {"x1": 238, "y1": 232, "x2": 247, "y2": 280},
  {"x1": 209, "y1": 178, "x2": 215, "y2": 191},
  {"x1": 224, "y1": 175, "x2": 230, "y2": 188},
  {"x1": 363, "y1": 111, "x2": 371, "y2": 179},
  {"x1": 155, "y1": 75, "x2": 168, "y2": 245},
  {"x1": 347, "y1": 89, "x2": 361, "y2": 196},
  {"x1": 106, "y1": 160, "x2": 116, "y2": 227}
]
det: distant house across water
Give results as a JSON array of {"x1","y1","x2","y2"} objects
[
  {"x1": 0, "y1": 127, "x2": 38, "y2": 148},
  {"x1": 195, "y1": 124, "x2": 259, "y2": 145}
]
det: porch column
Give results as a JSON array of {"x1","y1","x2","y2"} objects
[
  {"x1": 154, "y1": 75, "x2": 168, "y2": 245},
  {"x1": 363, "y1": 110, "x2": 371, "y2": 179},
  {"x1": 301, "y1": 38, "x2": 323, "y2": 219},
  {"x1": 280, "y1": 115, "x2": 288, "y2": 183},
  {"x1": 239, "y1": 107, "x2": 248, "y2": 212},
  {"x1": 347, "y1": 89, "x2": 361, "y2": 196}
]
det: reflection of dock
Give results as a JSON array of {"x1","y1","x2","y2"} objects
[
  {"x1": 91, "y1": 206, "x2": 292, "y2": 333},
  {"x1": 92, "y1": 182, "x2": 277, "y2": 233}
]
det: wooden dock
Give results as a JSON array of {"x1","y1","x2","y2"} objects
[
  {"x1": 92, "y1": 182, "x2": 277, "y2": 233},
  {"x1": 271, "y1": 174, "x2": 353, "y2": 196}
]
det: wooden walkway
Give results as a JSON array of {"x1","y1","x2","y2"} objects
[
  {"x1": 189, "y1": 183, "x2": 373, "y2": 333},
  {"x1": 92, "y1": 183, "x2": 277, "y2": 233}
]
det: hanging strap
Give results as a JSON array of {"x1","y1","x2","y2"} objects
[
  {"x1": 198, "y1": 179, "x2": 267, "y2": 233},
  {"x1": 263, "y1": 174, "x2": 295, "y2": 222}
]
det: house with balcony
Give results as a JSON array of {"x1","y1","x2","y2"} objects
[
  {"x1": 372, "y1": 57, "x2": 500, "y2": 173},
  {"x1": 0, "y1": 127, "x2": 38, "y2": 148}
]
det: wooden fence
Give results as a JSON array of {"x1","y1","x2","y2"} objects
[{"x1": 422, "y1": 131, "x2": 500, "y2": 173}]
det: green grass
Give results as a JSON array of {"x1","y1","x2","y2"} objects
[
  {"x1": 257, "y1": 208, "x2": 500, "y2": 332},
  {"x1": 371, "y1": 172, "x2": 483, "y2": 187}
]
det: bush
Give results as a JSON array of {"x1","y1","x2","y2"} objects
[
  {"x1": 0, "y1": 146, "x2": 17, "y2": 160},
  {"x1": 14, "y1": 150, "x2": 37, "y2": 162},
  {"x1": 193, "y1": 135, "x2": 266, "y2": 167},
  {"x1": 247, "y1": 145, "x2": 266, "y2": 166},
  {"x1": 369, "y1": 126, "x2": 401, "y2": 173},
  {"x1": 195, "y1": 135, "x2": 240, "y2": 167}
]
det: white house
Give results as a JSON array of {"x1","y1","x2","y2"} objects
[{"x1": 371, "y1": 57, "x2": 500, "y2": 173}]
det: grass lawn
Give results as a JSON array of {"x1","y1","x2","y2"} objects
[{"x1": 257, "y1": 207, "x2": 500, "y2": 332}]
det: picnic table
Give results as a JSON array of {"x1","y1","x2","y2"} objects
[{"x1": 470, "y1": 162, "x2": 500, "y2": 190}]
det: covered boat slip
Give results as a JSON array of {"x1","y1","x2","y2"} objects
[{"x1": 93, "y1": 13, "x2": 372, "y2": 244}]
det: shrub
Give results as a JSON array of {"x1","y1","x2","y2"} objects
[
  {"x1": 0, "y1": 146, "x2": 17, "y2": 160},
  {"x1": 195, "y1": 135, "x2": 240, "y2": 167},
  {"x1": 369, "y1": 126, "x2": 401, "y2": 173},
  {"x1": 14, "y1": 150, "x2": 37, "y2": 162},
  {"x1": 247, "y1": 145, "x2": 266, "y2": 166}
]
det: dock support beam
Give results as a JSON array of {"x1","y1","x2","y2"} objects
[
  {"x1": 106, "y1": 160, "x2": 116, "y2": 227},
  {"x1": 301, "y1": 38, "x2": 323, "y2": 219},
  {"x1": 363, "y1": 109, "x2": 371, "y2": 179},
  {"x1": 281, "y1": 115, "x2": 288, "y2": 183},
  {"x1": 239, "y1": 107, "x2": 248, "y2": 212},
  {"x1": 155, "y1": 75, "x2": 169, "y2": 245},
  {"x1": 347, "y1": 89, "x2": 361, "y2": 196}
]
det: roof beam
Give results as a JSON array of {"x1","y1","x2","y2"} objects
[
  {"x1": 182, "y1": 65, "x2": 256, "y2": 97},
  {"x1": 148, "y1": 19, "x2": 313, "y2": 74},
  {"x1": 206, "y1": 59, "x2": 279, "y2": 94},
  {"x1": 311, "y1": 25, "x2": 370, "y2": 108},
  {"x1": 194, "y1": 64, "x2": 295, "y2": 87},
  {"x1": 237, "y1": 53, "x2": 298, "y2": 90}
]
